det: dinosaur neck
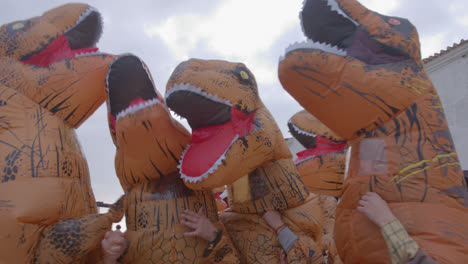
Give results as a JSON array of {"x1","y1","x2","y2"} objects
[
  {"x1": 296, "y1": 150, "x2": 346, "y2": 197},
  {"x1": 227, "y1": 158, "x2": 309, "y2": 214},
  {"x1": 346, "y1": 89, "x2": 465, "y2": 204}
]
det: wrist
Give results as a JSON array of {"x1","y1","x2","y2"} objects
[
  {"x1": 274, "y1": 224, "x2": 287, "y2": 235},
  {"x1": 376, "y1": 214, "x2": 396, "y2": 227},
  {"x1": 207, "y1": 228, "x2": 218, "y2": 242},
  {"x1": 378, "y1": 215, "x2": 397, "y2": 228}
]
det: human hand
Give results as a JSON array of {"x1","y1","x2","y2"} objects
[
  {"x1": 181, "y1": 208, "x2": 218, "y2": 242},
  {"x1": 262, "y1": 210, "x2": 285, "y2": 234},
  {"x1": 279, "y1": 248, "x2": 287, "y2": 264},
  {"x1": 357, "y1": 192, "x2": 396, "y2": 227},
  {"x1": 101, "y1": 227, "x2": 127, "y2": 264}
]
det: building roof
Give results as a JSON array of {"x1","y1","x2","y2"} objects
[{"x1": 423, "y1": 39, "x2": 468, "y2": 64}]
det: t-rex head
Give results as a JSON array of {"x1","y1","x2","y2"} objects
[
  {"x1": 278, "y1": 0, "x2": 426, "y2": 140},
  {"x1": 0, "y1": 3, "x2": 115, "y2": 127},
  {"x1": 106, "y1": 55, "x2": 191, "y2": 191},
  {"x1": 165, "y1": 59, "x2": 294, "y2": 191},
  {"x1": 289, "y1": 110, "x2": 347, "y2": 196}
]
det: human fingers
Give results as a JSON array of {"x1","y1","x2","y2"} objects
[
  {"x1": 361, "y1": 192, "x2": 374, "y2": 200},
  {"x1": 197, "y1": 207, "x2": 204, "y2": 216},
  {"x1": 357, "y1": 206, "x2": 366, "y2": 214},
  {"x1": 182, "y1": 213, "x2": 201, "y2": 224},
  {"x1": 111, "y1": 237, "x2": 127, "y2": 248},
  {"x1": 358, "y1": 199, "x2": 368, "y2": 207},
  {"x1": 183, "y1": 231, "x2": 199, "y2": 237},
  {"x1": 107, "y1": 245, "x2": 124, "y2": 255},
  {"x1": 182, "y1": 210, "x2": 200, "y2": 219},
  {"x1": 181, "y1": 219, "x2": 199, "y2": 229},
  {"x1": 279, "y1": 249, "x2": 286, "y2": 264}
]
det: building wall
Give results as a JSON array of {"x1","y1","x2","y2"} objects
[{"x1": 425, "y1": 44, "x2": 468, "y2": 170}]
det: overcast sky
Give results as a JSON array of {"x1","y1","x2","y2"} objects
[{"x1": 1, "y1": 0, "x2": 467, "y2": 208}]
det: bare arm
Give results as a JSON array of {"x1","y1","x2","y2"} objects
[
  {"x1": 358, "y1": 192, "x2": 435, "y2": 264},
  {"x1": 263, "y1": 210, "x2": 323, "y2": 264},
  {"x1": 180, "y1": 208, "x2": 241, "y2": 263}
]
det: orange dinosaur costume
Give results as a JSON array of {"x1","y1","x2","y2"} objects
[
  {"x1": 105, "y1": 55, "x2": 240, "y2": 263},
  {"x1": 0, "y1": 4, "x2": 124, "y2": 263},
  {"x1": 165, "y1": 59, "x2": 324, "y2": 264},
  {"x1": 279, "y1": 0, "x2": 468, "y2": 263},
  {"x1": 289, "y1": 110, "x2": 347, "y2": 197},
  {"x1": 288, "y1": 110, "x2": 346, "y2": 264}
]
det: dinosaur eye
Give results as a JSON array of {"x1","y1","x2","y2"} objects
[
  {"x1": 240, "y1": 71, "x2": 249, "y2": 80},
  {"x1": 388, "y1": 18, "x2": 400, "y2": 26},
  {"x1": 12, "y1": 23, "x2": 25, "y2": 30}
]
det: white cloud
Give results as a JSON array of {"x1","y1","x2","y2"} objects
[
  {"x1": 457, "y1": 15, "x2": 468, "y2": 27},
  {"x1": 360, "y1": 0, "x2": 401, "y2": 14},
  {"x1": 420, "y1": 32, "x2": 446, "y2": 59},
  {"x1": 144, "y1": 0, "x2": 302, "y2": 84}
]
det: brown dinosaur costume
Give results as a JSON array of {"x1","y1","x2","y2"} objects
[
  {"x1": 278, "y1": 0, "x2": 468, "y2": 263},
  {"x1": 165, "y1": 59, "x2": 324, "y2": 264},
  {"x1": 288, "y1": 110, "x2": 347, "y2": 264},
  {"x1": 289, "y1": 110, "x2": 347, "y2": 197},
  {"x1": 105, "y1": 55, "x2": 240, "y2": 263},
  {"x1": 0, "y1": 4, "x2": 125, "y2": 263}
]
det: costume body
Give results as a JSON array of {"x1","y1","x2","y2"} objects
[
  {"x1": 288, "y1": 110, "x2": 347, "y2": 264},
  {"x1": 278, "y1": 0, "x2": 468, "y2": 263},
  {"x1": 165, "y1": 59, "x2": 324, "y2": 264},
  {"x1": 0, "y1": 4, "x2": 124, "y2": 263},
  {"x1": 105, "y1": 55, "x2": 240, "y2": 263}
]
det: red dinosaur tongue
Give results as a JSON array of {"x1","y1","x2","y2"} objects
[
  {"x1": 22, "y1": 34, "x2": 98, "y2": 67},
  {"x1": 180, "y1": 107, "x2": 255, "y2": 180},
  {"x1": 295, "y1": 136, "x2": 346, "y2": 163}
]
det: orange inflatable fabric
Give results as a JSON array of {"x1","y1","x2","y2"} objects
[
  {"x1": 278, "y1": 0, "x2": 468, "y2": 263},
  {"x1": 105, "y1": 55, "x2": 240, "y2": 263},
  {"x1": 289, "y1": 110, "x2": 347, "y2": 197},
  {"x1": 0, "y1": 4, "x2": 125, "y2": 263},
  {"x1": 288, "y1": 110, "x2": 347, "y2": 264},
  {"x1": 165, "y1": 59, "x2": 324, "y2": 264}
]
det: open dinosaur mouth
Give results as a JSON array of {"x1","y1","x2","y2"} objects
[
  {"x1": 106, "y1": 55, "x2": 162, "y2": 129},
  {"x1": 166, "y1": 85, "x2": 255, "y2": 183},
  {"x1": 288, "y1": 120, "x2": 317, "y2": 149},
  {"x1": 21, "y1": 7, "x2": 104, "y2": 67},
  {"x1": 289, "y1": 120, "x2": 346, "y2": 165},
  {"x1": 281, "y1": 0, "x2": 408, "y2": 65}
]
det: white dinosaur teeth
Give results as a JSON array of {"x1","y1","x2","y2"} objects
[
  {"x1": 219, "y1": 189, "x2": 228, "y2": 199},
  {"x1": 290, "y1": 0, "x2": 358, "y2": 63},
  {"x1": 65, "y1": 7, "x2": 101, "y2": 35},
  {"x1": 296, "y1": 155, "x2": 315, "y2": 165},
  {"x1": 179, "y1": 135, "x2": 239, "y2": 183},
  {"x1": 326, "y1": 0, "x2": 359, "y2": 26},
  {"x1": 288, "y1": 120, "x2": 317, "y2": 138},
  {"x1": 75, "y1": 7, "x2": 97, "y2": 26},
  {"x1": 279, "y1": 39, "x2": 347, "y2": 63},
  {"x1": 74, "y1": 50, "x2": 102, "y2": 58},
  {"x1": 115, "y1": 98, "x2": 161, "y2": 121},
  {"x1": 165, "y1": 83, "x2": 233, "y2": 107}
]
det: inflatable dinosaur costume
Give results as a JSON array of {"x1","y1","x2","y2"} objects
[
  {"x1": 289, "y1": 110, "x2": 347, "y2": 197},
  {"x1": 278, "y1": 0, "x2": 468, "y2": 263},
  {"x1": 105, "y1": 55, "x2": 240, "y2": 263},
  {"x1": 165, "y1": 59, "x2": 324, "y2": 264},
  {"x1": 288, "y1": 110, "x2": 347, "y2": 264},
  {"x1": 0, "y1": 4, "x2": 124, "y2": 263}
]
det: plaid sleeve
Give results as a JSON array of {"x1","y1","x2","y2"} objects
[{"x1": 381, "y1": 219, "x2": 419, "y2": 264}]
